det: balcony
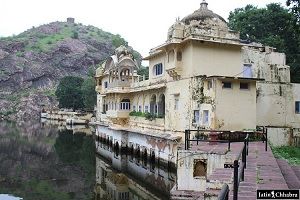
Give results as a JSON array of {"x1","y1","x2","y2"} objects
[
  {"x1": 106, "y1": 110, "x2": 130, "y2": 119},
  {"x1": 108, "y1": 80, "x2": 131, "y2": 88},
  {"x1": 104, "y1": 80, "x2": 131, "y2": 94}
]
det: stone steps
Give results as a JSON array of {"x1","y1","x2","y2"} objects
[
  {"x1": 277, "y1": 159, "x2": 300, "y2": 189},
  {"x1": 291, "y1": 165, "x2": 300, "y2": 180},
  {"x1": 171, "y1": 189, "x2": 204, "y2": 200},
  {"x1": 206, "y1": 168, "x2": 233, "y2": 190}
]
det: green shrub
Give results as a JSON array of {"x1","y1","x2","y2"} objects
[
  {"x1": 72, "y1": 31, "x2": 79, "y2": 39},
  {"x1": 157, "y1": 114, "x2": 165, "y2": 118},
  {"x1": 129, "y1": 111, "x2": 144, "y2": 117},
  {"x1": 145, "y1": 112, "x2": 156, "y2": 121}
]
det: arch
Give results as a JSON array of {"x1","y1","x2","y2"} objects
[
  {"x1": 131, "y1": 145, "x2": 134, "y2": 154},
  {"x1": 115, "y1": 141, "x2": 120, "y2": 152},
  {"x1": 168, "y1": 50, "x2": 175, "y2": 63},
  {"x1": 158, "y1": 94, "x2": 165, "y2": 117},
  {"x1": 143, "y1": 148, "x2": 148, "y2": 165},
  {"x1": 115, "y1": 142, "x2": 120, "y2": 157},
  {"x1": 118, "y1": 57, "x2": 138, "y2": 70},
  {"x1": 193, "y1": 160, "x2": 207, "y2": 177},
  {"x1": 136, "y1": 146, "x2": 140, "y2": 160},
  {"x1": 119, "y1": 67, "x2": 132, "y2": 81},
  {"x1": 150, "y1": 151, "x2": 155, "y2": 164},
  {"x1": 150, "y1": 94, "x2": 157, "y2": 115},
  {"x1": 120, "y1": 99, "x2": 130, "y2": 110}
]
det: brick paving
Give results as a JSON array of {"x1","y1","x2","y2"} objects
[
  {"x1": 277, "y1": 159, "x2": 300, "y2": 189},
  {"x1": 229, "y1": 142, "x2": 290, "y2": 199}
]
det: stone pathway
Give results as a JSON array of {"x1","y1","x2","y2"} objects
[
  {"x1": 229, "y1": 142, "x2": 290, "y2": 200},
  {"x1": 277, "y1": 159, "x2": 300, "y2": 189}
]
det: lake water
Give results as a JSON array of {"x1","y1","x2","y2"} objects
[{"x1": 0, "y1": 121, "x2": 176, "y2": 200}]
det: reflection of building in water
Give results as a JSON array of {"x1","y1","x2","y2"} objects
[
  {"x1": 41, "y1": 119, "x2": 93, "y2": 135},
  {"x1": 94, "y1": 140, "x2": 176, "y2": 200}
]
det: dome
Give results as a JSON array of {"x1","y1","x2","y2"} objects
[{"x1": 182, "y1": 0, "x2": 226, "y2": 25}]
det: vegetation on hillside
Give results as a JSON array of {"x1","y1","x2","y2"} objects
[{"x1": 228, "y1": 3, "x2": 300, "y2": 82}]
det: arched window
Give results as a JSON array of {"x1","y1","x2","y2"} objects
[
  {"x1": 150, "y1": 95, "x2": 157, "y2": 114},
  {"x1": 120, "y1": 99, "x2": 130, "y2": 110},
  {"x1": 168, "y1": 50, "x2": 175, "y2": 63},
  {"x1": 158, "y1": 94, "x2": 165, "y2": 117}
]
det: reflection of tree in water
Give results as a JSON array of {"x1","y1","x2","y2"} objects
[
  {"x1": 54, "y1": 130, "x2": 96, "y2": 187},
  {"x1": 0, "y1": 122, "x2": 96, "y2": 200}
]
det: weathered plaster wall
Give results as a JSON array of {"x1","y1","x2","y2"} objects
[
  {"x1": 256, "y1": 82, "x2": 293, "y2": 127},
  {"x1": 215, "y1": 79, "x2": 256, "y2": 130},
  {"x1": 267, "y1": 128, "x2": 293, "y2": 146},
  {"x1": 291, "y1": 84, "x2": 300, "y2": 128},
  {"x1": 148, "y1": 53, "x2": 168, "y2": 81},
  {"x1": 164, "y1": 78, "x2": 192, "y2": 132},
  {"x1": 191, "y1": 42, "x2": 242, "y2": 78},
  {"x1": 177, "y1": 151, "x2": 226, "y2": 191}
]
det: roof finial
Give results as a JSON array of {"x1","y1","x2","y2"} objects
[{"x1": 200, "y1": 0, "x2": 208, "y2": 9}]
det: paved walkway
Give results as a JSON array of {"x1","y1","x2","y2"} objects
[{"x1": 230, "y1": 142, "x2": 290, "y2": 199}]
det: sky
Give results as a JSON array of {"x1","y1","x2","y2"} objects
[{"x1": 1, "y1": 0, "x2": 287, "y2": 58}]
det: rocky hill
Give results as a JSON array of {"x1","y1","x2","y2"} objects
[{"x1": 0, "y1": 19, "x2": 142, "y2": 121}]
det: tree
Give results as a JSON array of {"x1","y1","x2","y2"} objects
[
  {"x1": 111, "y1": 34, "x2": 128, "y2": 47},
  {"x1": 287, "y1": 0, "x2": 300, "y2": 21},
  {"x1": 137, "y1": 66, "x2": 149, "y2": 80},
  {"x1": 81, "y1": 77, "x2": 97, "y2": 110},
  {"x1": 228, "y1": 3, "x2": 300, "y2": 82},
  {"x1": 55, "y1": 76, "x2": 84, "y2": 110}
]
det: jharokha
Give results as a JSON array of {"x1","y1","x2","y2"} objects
[{"x1": 93, "y1": 1, "x2": 300, "y2": 199}]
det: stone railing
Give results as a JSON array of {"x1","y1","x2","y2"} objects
[{"x1": 108, "y1": 80, "x2": 131, "y2": 88}]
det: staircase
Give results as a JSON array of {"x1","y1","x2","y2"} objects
[{"x1": 277, "y1": 159, "x2": 300, "y2": 189}]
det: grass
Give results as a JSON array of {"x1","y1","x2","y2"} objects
[
  {"x1": 272, "y1": 145, "x2": 300, "y2": 166},
  {"x1": 24, "y1": 26, "x2": 74, "y2": 52}
]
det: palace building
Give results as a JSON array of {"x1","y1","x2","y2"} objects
[{"x1": 94, "y1": 0, "x2": 300, "y2": 166}]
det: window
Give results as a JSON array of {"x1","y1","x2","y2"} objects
[
  {"x1": 240, "y1": 82, "x2": 249, "y2": 90},
  {"x1": 104, "y1": 81, "x2": 108, "y2": 88},
  {"x1": 174, "y1": 97, "x2": 179, "y2": 110},
  {"x1": 222, "y1": 82, "x2": 232, "y2": 89},
  {"x1": 133, "y1": 105, "x2": 136, "y2": 111},
  {"x1": 145, "y1": 105, "x2": 149, "y2": 113},
  {"x1": 208, "y1": 80, "x2": 212, "y2": 90},
  {"x1": 153, "y1": 63, "x2": 163, "y2": 76},
  {"x1": 243, "y1": 64, "x2": 252, "y2": 78},
  {"x1": 120, "y1": 99, "x2": 130, "y2": 110},
  {"x1": 194, "y1": 110, "x2": 200, "y2": 123},
  {"x1": 193, "y1": 159, "x2": 207, "y2": 177},
  {"x1": 296, "y1": 101, "x2": 300, "y2": 114},
  {"x1": 177, "y1": 51, "x2": 182, "y2": 61},
  {"x1": 203, "y1": 110, "x2": 209, "y2": 125},
  {"x1": 138, "y1": 105, "x2": 142, "y2": 112}
]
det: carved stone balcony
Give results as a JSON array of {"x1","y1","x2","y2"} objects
[
  {"x1": 105, "y1": 81, "x2": 131, "y2": 94},
  {"x1": 106, "y1": 110, "x2": 130, "y2": 119},
  {"x1": 108, "y1": 80, "x2": 131, "y2": 88}
]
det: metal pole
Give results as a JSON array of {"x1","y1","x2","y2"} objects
[
  {"x1": 243, "y1": 142, "x2": 246, "y2": 169},
  {"x1": 228, "y1": 132, "x2": 231, "y2": 150},
  {"x1": 265, "y1": 128, "x2": 268, "y2": 151},
  {"x1": 185, "y1": 130, "x2": 188, "y2": 150},
  {"x1": 188, "y1": 130, "x2": 191, "y2": 150},
  {"x1": 233, "y1": 160, "x2": 238, "y2": 200}
]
